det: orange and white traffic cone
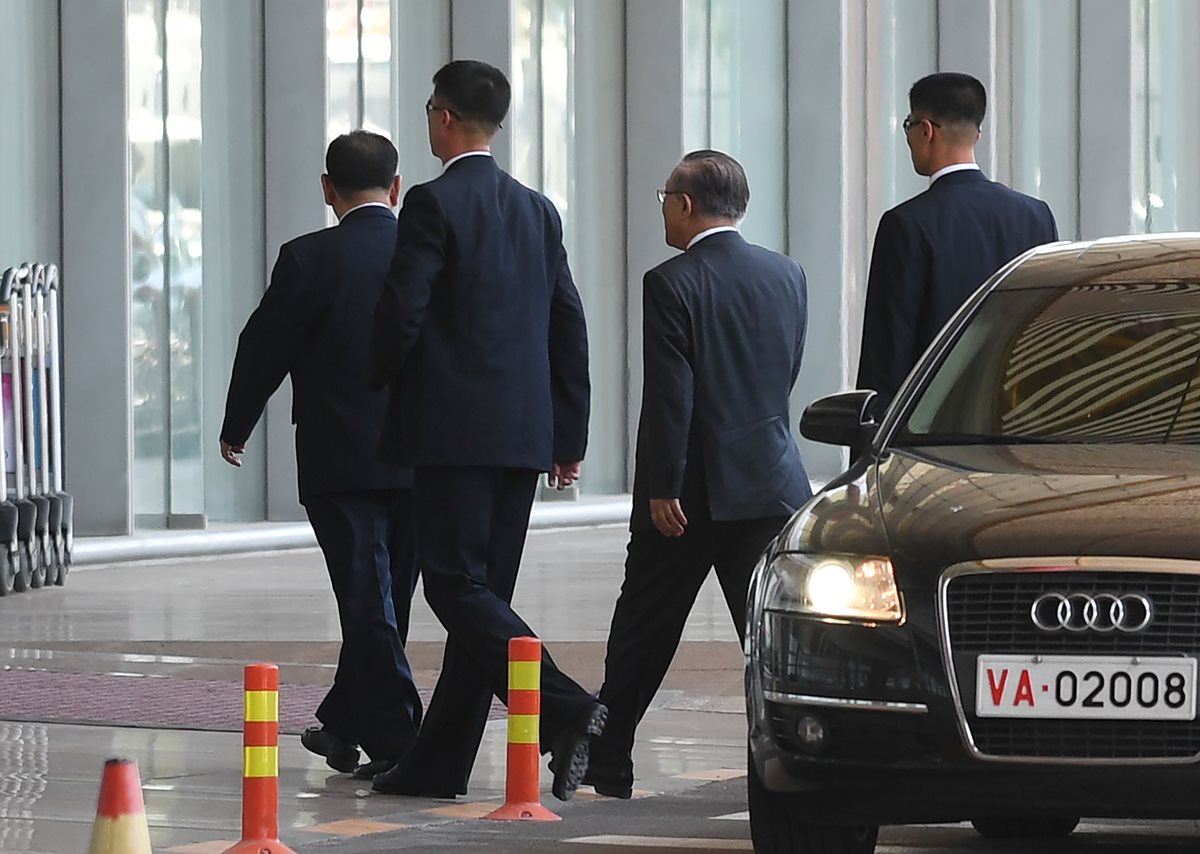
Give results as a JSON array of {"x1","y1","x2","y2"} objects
[
  {"x1": 485, "y1": 637, "x2": 560, "y2": 821},
  {"x1": 88, "y1": 758, "x2": 152, "y2": 854}
]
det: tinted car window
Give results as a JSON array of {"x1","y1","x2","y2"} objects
[{"x1": 898, "y1": 282, "x2": 1200, "y2": 444}]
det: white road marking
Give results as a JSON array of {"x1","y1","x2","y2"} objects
[{"x1": 565, "y1": 835, "x2": 752, "y2": 849}]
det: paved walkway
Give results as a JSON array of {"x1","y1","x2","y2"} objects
[{"x1": 0, "y1": 525, "x2": 748, "y2": 852}]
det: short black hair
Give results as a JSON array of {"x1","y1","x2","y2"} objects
[
  {"x1": 325, "y1": 130, "x2": 398, "y2": 193},
  {"x1": 909, "y1": 72, "x2": 987, "y2": 128},
  {"x1": 672, "y1": 150, "x2": 750, "y2": 220},
  {"x1": 432, "y1": 60, "x2": 511, "y2": 131}
]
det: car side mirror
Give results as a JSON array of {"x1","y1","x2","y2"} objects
[{"x1": 800, "y1": 390, "x2": 879, "y2": 451}]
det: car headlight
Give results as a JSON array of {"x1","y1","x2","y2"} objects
[{"x1": 763, "y1": 553, "x2": 902, "y2": 622}]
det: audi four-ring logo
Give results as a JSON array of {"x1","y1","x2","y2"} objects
[{"x1": 1030, "y1": 593, "x2": 1154, "y2": 633}]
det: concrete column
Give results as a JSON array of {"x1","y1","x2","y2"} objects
[
  {"x1": 573, "y1": 1, "x2": 628, "y2": 493},
  {"x1": 61, "y1": 0, "x2": 133, "y2": 535},
  {"x1": 937, "y1": 0, "x2": 1001, "y2": 179},
  {"x1": 625, "y1": 0, "x2": 685, "y2": 485},
  {"x1": 451, "y1": 0, "x2": 514, "y2": 170},
  {"x1": 262, "y1": 0, "x2": 326, "y2": 521},
  {"x1": 1079, "y1": 0, "x2": 1138, "y2": 239},
  {"x1": 785, "y1": 0, "x2": 849, "y2": 482}
]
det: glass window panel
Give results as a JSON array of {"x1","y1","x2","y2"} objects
[
  {"x1": 510, "y1": 0, "x2": 624, "y2": 492},
  {"x1": 541, "y1": 0, "x2": 573, "y2": 256},
  {"x1": 129, "y1": 0, "x2": 169, "y2": 520},
  {"x1": 902, "y1": 283, "x2": 1200, "y2": 444},
  {"x1": 361, "y1": 0, "x2": 393, "y2": 135},
  {"x1": 326, "y1": 0, "x2": 358, "y2": 142},
  {"x1": 166, "y1": 0, "x2": 203, "y2": 517},
  {"x1": 683, "y1": 0, "x2": 786, "y2": 251},
  {"x1": 511, "y1": 0, "x2": 542, "y2": 192},
  {"x1": 1143, "y1": 0, "x2": 1200, "y2": 232},
  {"x1": 682, "y1": 0, "x2": 709, "y2": 152}
]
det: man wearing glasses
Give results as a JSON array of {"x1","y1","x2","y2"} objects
[
  {"x1": 584, "y1": 150, "x2": 811, "y2": 799},
  {"x1": 857, "y1": 72, "x2": 1059, "y2": 416},
  {"x1": 368, "y1": 59, "x2": 602, "y2": 802}
]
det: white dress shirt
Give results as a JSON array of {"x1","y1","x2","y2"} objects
[
  {"x1": 443, "y1": 150, "x2": 493, "y2": 172},
  {"x1": 686, "y1": 225, "x2": 740, "y2": 250},
  {"x1": 341, "y1": 201, "x2": 393, "y2": 221},
  {"x1": 929, "y1": 162, "x2": 981, "y2": 186}
]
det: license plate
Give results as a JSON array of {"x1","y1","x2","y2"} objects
[{"x1": 975, "y1": 655, "x2": 1198, "y2": 720}]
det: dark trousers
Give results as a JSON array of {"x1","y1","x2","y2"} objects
[
  {"x1": 305, "y1": 490, "x2": 422, "y2": 761},
  {"x1": 404, "y1": 466, "x2": 595, "y2": 792},
  {"x1": 594, "y1": 516, "x2": 788, "y2": 768}
]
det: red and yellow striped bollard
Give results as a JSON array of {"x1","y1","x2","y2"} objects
[
  {"x1": 485, "y1": 637, "x2": 560, "y2": 821},
  {"x1": 222, "y1": 663, "x2": 299, "y2": 854}
]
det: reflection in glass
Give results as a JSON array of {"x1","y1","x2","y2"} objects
[
  {"x1": 512, "y1": 0, "x2": 542, "y2": 196},
  {"x1": 682, "y1": 0, "x2": 787, "y2": 251},
  {"x1": 128, "y1": 0, "x2": 209, "y2": 524},
  {"x1": 903, "y1": 282, "x2": 1200, "y2": 444},
  {"x1": 1137, "y1": 0, "x2": 1200, "y2": 233},
  {"x1": 128, "y1": 0, "x2": 169, "y2": 519},
  {"x1": 326, "y1": 0, "x2": 358, "y2": 142}
]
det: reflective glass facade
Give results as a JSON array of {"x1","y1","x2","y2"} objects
[{"x1": 1, "y1": 0, "x2": 1198, "y2": 537}]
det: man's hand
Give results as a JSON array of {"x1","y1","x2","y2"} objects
[
  {"x1": 220, "y1": 440, "x2": 245, "y2": 468},
  {"x1": 650, "y1": 498, "x2": 688, "y2": 538},
  {"x1": 548, "y1": 461, "x2": 582, "y2": 490}
]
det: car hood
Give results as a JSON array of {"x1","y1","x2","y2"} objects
[{"x1": 874, "y1": 444, "x2": 1200, "y2": 567}]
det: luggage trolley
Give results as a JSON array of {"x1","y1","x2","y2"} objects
[
  {"x1": 16, "y1": 266, "x2": 48, "y2": 588},
  {"x1": 40, "y1": 264, "x2": 71, "y2": 580},
  {"x1": 0, "y1": 265, "x2": 38, "y2": 591},
  {"x1": 0, "y1": 268, "x2": 21, "y2": 594}
]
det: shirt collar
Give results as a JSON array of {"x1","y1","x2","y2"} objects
[
  {"x1": 686, "y1": 225, "x2": 740, "y2": 251},
  {"x1": 340, "y1": 201, "x2": 393, "y2": 221},
  {"x1": 929, "y1": 162, "x2": 981, "y2": 185},
  {"x1": 443, "y1": 150, "x2": 493, "y2": 172}
]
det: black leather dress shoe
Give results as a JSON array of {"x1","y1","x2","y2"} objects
[
  {"x1": 584, "y1": 766, "x2": 633, "y2": 799},
  {"x1": 550, "y1": 702, "x2": 608, "y2": 802},
  {"x1": 371, "y1": 762, "x2": 464, "y2": 798},
  {"x1": 301, "y1": 726, "x2": 360, "y2": 774},
  {"x1": 352, "y1": 758, "x2": 396, "y2": 781},
  {"x1": 550, "y1": 742, "x2": 633, "y2": 799}
]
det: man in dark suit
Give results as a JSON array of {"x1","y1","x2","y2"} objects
[
  {"x1": 585, "y1": 150, "x2": 811, "y2": 799},
  {"x1": 368, "y1": 60, "x2": 604, "y2": 802},
  {"x1": 857, "y1": 72, "x2": 1058, "y2": 414},
  {"x1": 220, "y1": 131, "x2": 422, "y2": 779}
]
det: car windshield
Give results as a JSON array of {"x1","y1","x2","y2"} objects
[{"x1": 895, "y1": 281, "x2": 1200, "y2": 445}]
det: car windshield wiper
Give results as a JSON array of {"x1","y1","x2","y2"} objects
[{"x1": 890, "y1": 431, "x2": 1071, "y2": 447}]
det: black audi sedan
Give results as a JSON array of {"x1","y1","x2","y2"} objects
[{"x1": 746, "y1": 234, "x2": 1200, "y2": 854}]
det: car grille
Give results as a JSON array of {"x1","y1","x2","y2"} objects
[
  {"x1": 946, "y1": 571, "x2": 1200, "y2": 655},
  {"x1": 945, "y1": 570, "x2": 1200, "y2": 760},
  {"x1": 968, "y1": 719, "x2": 1200, "y2": 760}
]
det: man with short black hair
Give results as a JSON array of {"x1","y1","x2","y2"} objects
[
  {"x1": 584, "y1": 150, "x2": 811, "y2": 799},
  {"x1": 857, "y1": 72, "x2": 1059, "y2": 414},
  {"x1": 369, "y1": 59, "x2": 602, "y2": 802},
  {"x1": 220, "y1": 129, "x2": 422, "y2": 780}
]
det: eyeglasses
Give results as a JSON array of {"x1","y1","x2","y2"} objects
[
  {"x1": 656, "y1": 189, "x2": 687, "y2": 204},
  {"x1": 425, "y1": 97, "x2": 462, "y2": 121},
  {"x1": 902, "y1": 116, "x2": 942, "y2": 133}
]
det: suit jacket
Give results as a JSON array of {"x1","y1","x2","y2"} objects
[
  {"x1": 631, "y1": 231, "x2": 811, "y2": 531},
  {"x1": 857, "y1": 169, "x2": 1058, "y2": 413},
  {"x1": 220, "y1": 205, "x2": 411, "y2": 502},
  {"x1": 369, "y1": 154, "x2": 589, "y2": 470}
]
